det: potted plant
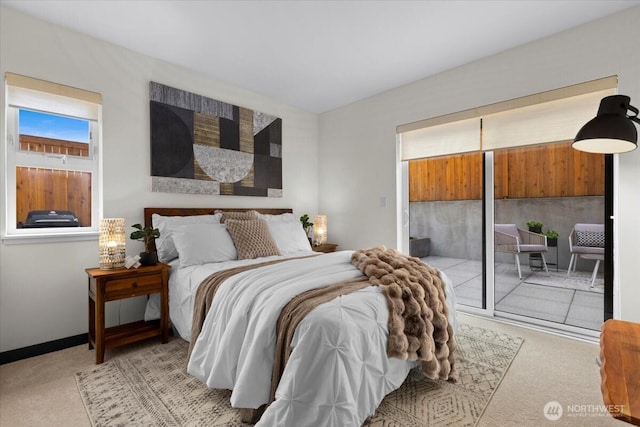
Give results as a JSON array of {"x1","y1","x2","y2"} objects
[
  {"x1": 300, "y1": 214, "x2": 314, "y2": 243},
  {"x1": 544, "y1": 230, "x2": 559, "y2": 247},
  {"x1": 526, "y1": 220, "x2": 543, "y2": 234},
  {"x1": 130, "y1": 223, "x2": 160, "y2": 266}
]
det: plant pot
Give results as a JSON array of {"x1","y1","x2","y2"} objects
[
  {"x1": 547, "y1": 237, "x2": 558, "y2": 247},
  {"x1": 529, "y1": 226, "x2": 542, "y2": 234},
  {"x1": 139, "y1": 251, "x2": 158, "y2": 266}
]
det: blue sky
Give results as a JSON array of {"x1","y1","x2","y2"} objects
[{"x1": 19, "y1": 109, "x2": 89, "y2": 143}]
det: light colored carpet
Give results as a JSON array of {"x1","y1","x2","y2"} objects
[{"x1": 74, "y1": 324, "x2": 522, "y2": 427}]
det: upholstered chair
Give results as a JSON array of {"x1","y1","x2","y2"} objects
[{"x1": 495, "y1": 223, "x2": 549, "y2": 279}]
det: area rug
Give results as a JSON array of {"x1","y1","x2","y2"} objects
[
  {"x1": 524, "y1": 270, "x2": 604, "y2": 293},
  {"x1": 75, "y1": 324, "x2": 522, "y2": 427}
]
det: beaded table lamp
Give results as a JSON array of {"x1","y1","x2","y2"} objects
[
  {"x1": 98, "y1": 218, "x2": 126, "y2": 269},
  {"x1": 313, "y1": 215, "x2": 327, "y2": 246}
]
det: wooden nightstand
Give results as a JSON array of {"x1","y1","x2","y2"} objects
[
  {"x1": 312, "y1": 243, "x2": 338, "y2": 253},
  {"x1": 86, "y1": 263, "x2": 170, "y2": 364}
]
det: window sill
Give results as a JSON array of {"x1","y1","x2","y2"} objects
[{"x1": 2, "y1": 230, "x2": 98, "y2": 245}]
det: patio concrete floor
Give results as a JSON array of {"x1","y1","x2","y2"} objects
[{"x1": 422, "y1": 255, "x2": 604, "y2": 331}]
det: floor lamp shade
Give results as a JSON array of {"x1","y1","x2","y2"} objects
[
  {"x1": 573, "y1": 95, "x2": 639, "y2": 153},
  {"x1": 99, "y1": 218, "x2": 126, "y2": 269},
  {"x1": 313, "y1": 215, "x2": 327, "y2": 246}
]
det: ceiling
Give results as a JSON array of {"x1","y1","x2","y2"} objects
[{"x1": 2, "y1": 0, "x2": 638, "y2": 113}]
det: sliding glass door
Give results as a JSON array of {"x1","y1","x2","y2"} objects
[
  {"x1": 399, "y1": 76, "x2": 617, "y2": 333},
  {"x1": 404, "y1": 142, "x2": 612, "y2": 334},
  {"x1": 407, "y1": 153, "x2": 484, "y2": 309},
  {"x1": 491, "y1": 142, "x2": 607, "y2": 332}
]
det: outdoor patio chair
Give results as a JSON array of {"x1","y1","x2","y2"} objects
[
  {"x1": 494, "y1": 223, "x2": 549, "y2": 279},
  {"x1": 568, "y1": 223, "x2": 604, "y2": 287}
]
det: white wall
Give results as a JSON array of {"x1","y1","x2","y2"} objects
[
  {"x1": 2, "y1": 5, "x2": 639, "y2": 354},
  {"x1": 319, "y1": 7, "x2": 640, "y2": 322},
  {"x1": 0, "y1": 7, "x2": 319, "y2": 352}
]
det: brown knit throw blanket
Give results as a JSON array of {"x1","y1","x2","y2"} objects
[{"x1": 351, "y1": 246, "x2": 457, "y2": 382}]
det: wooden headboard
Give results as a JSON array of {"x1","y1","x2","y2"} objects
[
  {"x1": 143, "y1": 207, "x2": 293, "y2": 252},
  {"x1": 143, "y1": 207, "x2": 293, "y2": 229}
]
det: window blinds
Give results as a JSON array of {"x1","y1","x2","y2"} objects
[
  {"x1": 400, "y1": 116, "x2": 480, "y2": 160},
  {"x1": 482, "y1": 87, "x2": 616, "y2": 151},
  {"x1": 398, "y1": 76, "x2": 617, "y2": 160},
  {"x1": 5, "y1": 72, "x2": 102, "y2": 120}
]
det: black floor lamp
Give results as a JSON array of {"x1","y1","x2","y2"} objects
[
  {"x1": 573, "y1": 94, "x2": 639, "y2": 321},
  {"x1": 573, "y1": 94, "x2": 639, "y2": 154}
]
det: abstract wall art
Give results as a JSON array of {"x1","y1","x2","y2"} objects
[{"x1": 149, "y1": 82, "x2": 282, "y2": 197}]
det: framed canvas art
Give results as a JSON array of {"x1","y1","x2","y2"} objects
[{"x1": 149, "y1": 82, "x2": 282, "y2": 197}]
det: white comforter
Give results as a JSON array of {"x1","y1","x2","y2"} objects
[{"x1": 185, "y1": 251, "x2": 458, "y2": 427}]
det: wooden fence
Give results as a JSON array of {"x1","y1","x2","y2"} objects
[
  {"x1": 409, "y1": 141, "x2": 604, "y2": 202},
  {"x1": 19, "y1": 134, "x2": 89, "y2": 157},
  {"x1": 15, "y1": 135, "x2": 91, "y2": 227}
]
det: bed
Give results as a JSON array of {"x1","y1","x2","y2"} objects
[{"x1": 143, "y1": 207, "x2": 459, "y2": 426}]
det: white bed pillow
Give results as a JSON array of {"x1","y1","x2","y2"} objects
[
  {"x1": 267, "y1": 220, "x2": 312, "y2": 254},
  {"x1": 172, "y1": 223, "x2": 237, "y2": 267},
  {"x1": 152, "y1": 213, "x2": 222, "y2": 262},
  {"x1": 255, "y1": 213, "x2": 312, "y2": 254},
  {"x1": 255, "y1": 212, "x2": 297, "y2": 223}
]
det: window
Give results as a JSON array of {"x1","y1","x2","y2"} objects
[{"x1": 4, "y1": 73, "x2": 102, "y2": 240}]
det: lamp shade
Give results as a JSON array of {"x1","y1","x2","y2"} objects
[
  {"x1": 313, "y1": 215, "x2": 327, "y2": 246},
  {"x1": 99, "y1": 218, "x2": 126, "y2": 269},
  {"x1": 573, "y1": 95, "x2": 638, "y2": 153}
]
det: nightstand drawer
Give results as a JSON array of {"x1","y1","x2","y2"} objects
[{"x1": 104, "y1": 273, "x2": 162, "y2": 300}]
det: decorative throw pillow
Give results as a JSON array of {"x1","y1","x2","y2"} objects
[
  {"x1": 216, "y1": 210, "x2": 257, "y2": 223},
  {"x1": 576, "y1": 230, "x2": 605, "y2": 247},
  {"x1": 152, "y1": 213, "x2": 222, "y2": 262},
  {"x1": 225, "y1": 218, "x2": 281, "y2": 259},
  {"x1": 172, "y1": 223, "x2": 237, "y2": 267}
]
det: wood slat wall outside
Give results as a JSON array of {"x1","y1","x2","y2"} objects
[
  {"x1": 15, "y1": 134, "x2": 92, "y2": 226},
  {"x1": 16, "y1": 167, "x2": 91, "y2": 226},
  {"x1": 409, "y1": 152, "x2": 484, "y2": 201},
  {"x1": 19, "y1": 134, "x2": 89, "y2": 157},
  {"x1": 409, "y1": 141, "x2": 604, "y2": 202},
  {"x1": 16, "y1": 166, "x2": 92, "y2": 226}
]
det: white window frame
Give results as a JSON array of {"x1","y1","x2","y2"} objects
[{"x1": 3, "y1": 74, "x2": 102, "y2": 243}]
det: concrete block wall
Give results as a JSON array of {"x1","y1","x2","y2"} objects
[{"x1": 410, "y1": 196, "x2": 604, "y2": 272}]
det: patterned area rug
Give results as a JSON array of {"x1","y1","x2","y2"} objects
[
  {"x1": 76, "y1": 324, "x2": 522, "y2": 427},
  {"x1": 363, "y1": 324, "x2": 522, "y2": 426},
  {"x1": 524, "y1": 270, "x2": 604, "y2": 293}
]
